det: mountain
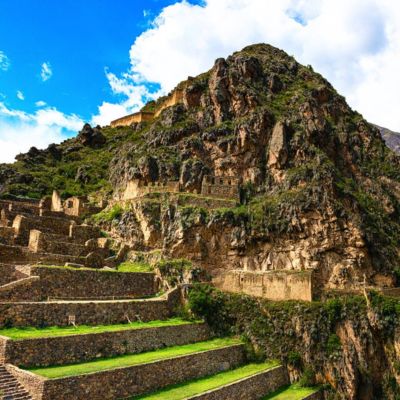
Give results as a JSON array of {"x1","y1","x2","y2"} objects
[
  {"x1": 2, "y1": 43, "x2": 400, "y2": 398},
  {"x1": 1, "y1": 44, "x2": 400, "y2": 295},
  {"x1": 375, "y1": 124, "x2": 400, "y2": 154}
]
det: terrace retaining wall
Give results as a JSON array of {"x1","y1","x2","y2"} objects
[
  {"x1": 0, "y1": 322, "x2": 210, "y2": 367},
  {"x1": 0, "y1": 287, "x2": 181, "y2": 328},
  {"x1": 0, "y1": 267, "x2": 157, "y2": 301},
  {"x1": 9, "y1": 344, "x2": 245, "y2": 400},
  {"x1": 189, "y1": 365, "x2": 289, "y2": 400}
]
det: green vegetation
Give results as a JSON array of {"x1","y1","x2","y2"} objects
[
  {"x1": 133, "y1": 362, "x2": 279, "y2": 399},
  {"x1": 117, "y1": 261, "x2": 153, "y2": 273},
  {"x1": 0, "y1": 318, "x2": 193, "y2": 340},
  {"x1": 35, "y1": 263, "x2": 152, "y2": 275},
  {"x1": 155, "y1": 258, "x2": 198, "y2": 286},
  {"x1": 326, "y1": 334, "x2": 342, "y2": 355},
  {"x1": 91, "y1": 204, "x2": 124, "y2": 223},
  {"x1": 262, "y1": 384, "x2": 319, "y2": 400},
  {"x1": 187, "y1": 284, "x2": 400, "y2": 398},
  {"x1": 28, "y1": 338, "x2": 242, "y2": 378}
]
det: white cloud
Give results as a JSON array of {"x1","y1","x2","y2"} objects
[
  {"x1": 40, "y1": 62, "x2": 53, "y2": 82},
  {"x1": 35, "y1": 100, "x2": 47, "y2": 107},
  {"x1": 101, "y1": 0, "x2": 400, "y2": 131},
  {"x1": 0, "y1": 102, "x2": 83, "y2": 163},
  {"x1": 91, "y1": 69, "x2": 162, "y2": 126},
  {"x1": 16, "y1": 91, "x2": 25, "y2": 101},
  {"x1": 0, "y1": 51, "x2": 10, "y2": 71}
]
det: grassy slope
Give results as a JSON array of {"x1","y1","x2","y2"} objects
[
  {"x1": 0, "y1": 318, "x2": 193, "y2": 340},
  {"x1": 117, "y1": 261, "x2": 153, "y2": 273},
  {"x1": 262, "y1": 384, "x2": 319, "y2": 399},
  {"x1": 28, "y1": 338, "x2": 241, "y2": 378},
  {"x1": 133, "y1": 362, "x2": 280, "y2": 399}
]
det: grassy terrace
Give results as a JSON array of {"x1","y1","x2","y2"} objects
[
  {"x1": 132, "y1": 362, "x2": 280, "y2": 399},
  {"x1": 263, "y1": 384, "x2": 319, "y2": 399},
  {"x1": 0, "y1": 318, "x2": 196, "y2": 340},
  {"x1": 36, "y1": 264, "x2": 154, "y2": 274},
  {"x1": 28, "y1": 338, "x2": 241, "y2": 378}
]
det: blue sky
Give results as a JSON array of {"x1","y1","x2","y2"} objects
[
  {"x1": 0, "y1": 0, "x2": 181, "y2": 120},
  {"x1": 0, "y1": 0, "x2": 399, "y2": 162}
]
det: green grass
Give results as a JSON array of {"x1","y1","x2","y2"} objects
[
  {"x1": 0, "y1": 318, "x2": 194, "y2": 340},
  {"x1": 262, "y1": 384, "x2": 319, "y2": 399},
  {"x1": 117, "y1": 261, "x2": 153, "y2": 273},
  {"x1": 132, "y1": 362, "x2": 280, "y2": 399},
  {"x1": 35, "y1": 263, "x2": 154, "y2": 274},
  {"x1": 28, "y1": 338, "x2": 241, "y2": 379}
]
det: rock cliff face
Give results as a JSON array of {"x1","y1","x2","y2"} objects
[
  {"x1": 2, "y1": 44, "x2": 400, "y2": 295},
  {"x1": 105, "y1": 44, "x2": 400, "y2": 294}
]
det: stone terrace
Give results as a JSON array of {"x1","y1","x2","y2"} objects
[{"x1": 0, "y1": 195, "x2": 320, "y2": 400}]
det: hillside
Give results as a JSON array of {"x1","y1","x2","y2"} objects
[
  {"x1": 2, "y1": 43, "x2": 400, "y2": 399},
  {"x1": 3, "y1": 43, "x2": 400, "y2": 293}
]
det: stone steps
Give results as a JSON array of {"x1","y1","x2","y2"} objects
[
  {"x1": 12, "y1": 339, "x2": 246, "y2": 400},
  {"x1": 0, "y1": 265, "x2": 158, "y2": 302},
  {"x1": 0, "y1": 287, "x2": 180, "y2": 328},
  {"x1": 0, "y1": 320, "x2": 210, "y2": 368},
  {"x1": 0, "y1": 365, "x2": 32, "y2": 400},
  {"x1": 133, "y1": 362, "x2": 289, "y2": 400}
]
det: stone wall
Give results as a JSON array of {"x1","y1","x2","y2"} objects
[
  {"x1": 189, "y1": 365, "x2": 288, "y2": 400},
  {"x1": 0, "y1": 243, "x2": 85, "y2": 265},
  {"x1": 28, "y1": 230, "x2": 109, "y2": 258},
  {"x1": 0, "y1": 322, "x2": 210, "y2": 367},
  {"x1": 0, "y1": 264, "x2": 16, "y2": 286},
  {"x1": 13, "y1": 214, "x2": 73, "y2": 245},
  {"x1": 154, "y1": 89, "x2": 184, "y2": 117},
  {"x1": 111, "y1": 111, "x2": 155, "y2": 128},
  {"x1": 12, "y1": 344, "x2": 245, "y2": 400},
  {"x1": 0, "y1": 288, "x2": 180, "y2": 328},
  {"x1": 176, "y1": 195, "x2": 236, "y2": 209},
  {"x1": 6, "y1": 364, "x2": 46, "y2": 399},
  {"x1": 69, "y1": 223, "x2": 101, "y2": 242},
  {"x1": 123, "y1": 179, "x2": 180, "y2": 200},
  {"x1": 201, "y1": 175, "x2": 240, "y2": 200},
  {"x1": 0, "y1": 226, "x2": 15, "y2": 244},
  {"x1": 0, "y1": 266, "x2": 157, "y2": 301},
  {"x1": 217, "y1": 270, "x2": 314, "y2": 301}
]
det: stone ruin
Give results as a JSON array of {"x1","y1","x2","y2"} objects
[
  {"x1": 201, "y1": 175, "x2": 240, "y2": 200},
  {"x1": 0, "y1": 193, "x2": 110, "y2": 269},
  {"x1": 121, "y1": 175, "x2": 240, "y2": 202},
  {"x1": 110, "y1": 88, "x2": 184, "y2": 128}
]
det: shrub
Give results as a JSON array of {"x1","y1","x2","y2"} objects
[
  {"x1": 326, "y1": 334, "x2": 342, "y2": 355},
  {"x1": 92, "y1": 204, "x2": 124, "y2": 223},
  {"x1": 298, "y1": 367, "x2": 316, "y2": 387}
]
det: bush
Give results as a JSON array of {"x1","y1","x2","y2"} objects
[
  {"x1": 287, "y1": 351, "x2": 302, "y2": 368},
  {"x1": 92, "y1": 204, "x2": 124, "y2": 223},
  {"x1": 298, "y1": 367, "x2": 316, "y2": 387},
  {"x1": 326, "y1": 334, "x2": 342, "y2": 355},
  {"x1": 188, "y1": 284, "x2": 234, "y2": 335}
]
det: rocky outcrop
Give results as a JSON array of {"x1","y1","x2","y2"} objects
[{"x1": 77, "y1": 123, "x2": 106, "y2": 148}]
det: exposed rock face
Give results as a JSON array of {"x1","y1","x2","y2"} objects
[
  {"x1": 375, "y1": 124, "x2": 400, "y2": 154},
  {"x1": 77, "y1": 124, "x2": 106, "y2": 148},
  {"x1": 101, "y1": 44, "x2": 400, "y2": 298}
]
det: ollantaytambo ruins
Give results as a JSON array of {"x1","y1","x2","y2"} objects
[{"x1": 1, "y1": 2, "x2": 400, "y2": 398}]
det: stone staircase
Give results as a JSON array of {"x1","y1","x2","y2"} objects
[{"x1": 0, "y1": 365, "x2": 32, "y2": 400}]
